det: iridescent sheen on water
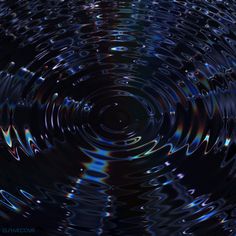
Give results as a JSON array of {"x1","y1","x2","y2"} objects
[{"x1": 0, "y1": 0, "x2": 236, "y2": 235}]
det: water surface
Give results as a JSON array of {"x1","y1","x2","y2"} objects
[{"x1": 0, "y1": 0, "x2": 236, "y2": 235}]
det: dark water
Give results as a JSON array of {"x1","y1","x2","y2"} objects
[{"x1": 0, "y1": 0, "x2": 236, "y2": 235}]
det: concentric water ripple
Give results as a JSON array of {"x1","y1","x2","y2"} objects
[{"x1": 0, "y1": 0, "x2": 236, "y2": 235}]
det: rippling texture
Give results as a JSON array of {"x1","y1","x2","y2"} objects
[{"x1": 0, "y1": 0, "x2": 236, "y2": 235}]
